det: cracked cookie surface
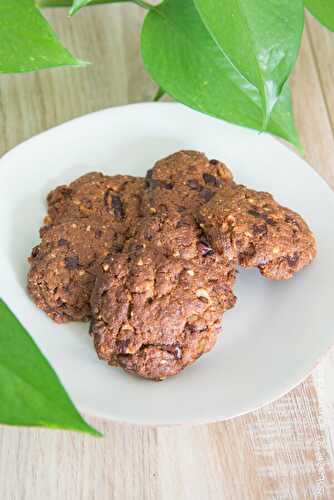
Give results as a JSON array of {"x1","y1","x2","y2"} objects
[
  {"x1": 90, "y1": 151, "x2": 237, "y2": 380},
  {"x1": 197, "y1": 184, "x2": 317, "y2": 280}
]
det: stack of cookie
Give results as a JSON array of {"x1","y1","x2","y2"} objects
[{"x1": 27, "y1": 151, "x2": 316, "y2": 380}]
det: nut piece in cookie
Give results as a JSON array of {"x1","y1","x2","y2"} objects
[
  {"x1": 47, "y1": 172, "x2": 145, "y2": 225},
  {"x1": 198, "y1": 184, "x2": 317, "y2": 280},
  {"x1": 27, "y1": 218, "x2": 125, "y2": 323}
]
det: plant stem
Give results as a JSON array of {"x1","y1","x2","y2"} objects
[
  {"x1": 133, "y1": 0, "x2": 154, "y2": 9},
  {"x1": 153, "y1": 86, "x2": 165, "y2": 101}
]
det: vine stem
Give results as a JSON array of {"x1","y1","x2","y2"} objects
[
  {"x1": 153, "y1": 86, "x2": 165, "y2": 101},
  {"x1": 133, "y1": 0, "x2": 154, "y2": 9}
]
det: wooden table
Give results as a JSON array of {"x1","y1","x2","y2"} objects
[{"x1": 1, "y1": 5, "x2": 334, "y2": 499}]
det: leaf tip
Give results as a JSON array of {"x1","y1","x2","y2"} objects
[
  {"x1": 76, "y1": 59, "x2": 90, "y2": 68},
  {"x1": 85, "y1": 426, "x2": 103, "y2": 438}
]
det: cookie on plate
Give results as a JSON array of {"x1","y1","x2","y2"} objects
[
  {"x1": 197, "y1": 184, "x2": 317, "y2": 280},
  {"x1": 27, "y1": 174, "x2": 145, "y2": 322},
  {"x1": 90, "y1": 151, "x2": 237, "y2": 380},
  {"x1": 27, "y1": 217, "x2": 125, "y2": 322}
]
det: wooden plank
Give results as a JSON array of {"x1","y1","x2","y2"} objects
[
  {"x1": 1, "y1": 5, "x2": 334, "y2": 499},
  {"x1": 306, "y1": 13, "x2": 334, "y2": 137},
  {"x1": 290, "y1": 26, "x2": 334, "y2": 188}
]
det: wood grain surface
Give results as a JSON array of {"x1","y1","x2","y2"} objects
[{"x1": 1, "y1": 6, "x2": 334, "y2": 499}]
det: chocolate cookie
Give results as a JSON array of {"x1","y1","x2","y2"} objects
[
  {"x1": 47, "y1": 172, "x2": 144, "y2": 226},
  {"x1": 27, "y1": 217, "x2": 125, "y2": 322},
  {"x1": 197, "y1": 184, "x2": 317, "y2": 280},
  {"x1": 28, "y1": 174, "x2": 145, "y2": 322},
  {"x1": 90, "y1": 151, "x2": 237, "y2": 380}
]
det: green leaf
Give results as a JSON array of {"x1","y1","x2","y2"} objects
[
  {"x1": 0, "y1": 0, "x2": 85, "y2": 73},
  {"x1": 193, "y1": 0, "x2": 304, "y2": 126},
  {"x1": 305, "y1": 0, "x2": 334, "y2": 32},
  {"x1": 141, "y1": 0, "x2": 301, "y2": 150},
  {"x1": 0, "y1": 298, "x2": 101, "y2": 436},
  {"x1": 69, "y1": 0, "x2": 125, "y2": 15}
]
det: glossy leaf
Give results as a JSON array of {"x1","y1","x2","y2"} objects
[
  {"x1": 305, "y1": 0, "x2": 334, "y2": 32},
  {"x1": 141, "y1": 0, "x2": 301, "y2": 150},
  {"x1": 193, "y1": 0, "x2": 304, "y2": 125},
  {"x1": 0, "y1": 299, "x2": 101, "y2": 436},
  {"x1": 0, "y1": 0, "x2": 85, "y2": 73},
  {"x1": 69, "y1": 0, "x2": 126, "y2": 15}
]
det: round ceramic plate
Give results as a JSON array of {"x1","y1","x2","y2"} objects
[{"x1": 0, "y1": 103, "x2": 333, "y2": 425}]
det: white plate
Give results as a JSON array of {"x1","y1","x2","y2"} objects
[{"x1": 1, "y1": 103, "x2": 333, "y2": 425}]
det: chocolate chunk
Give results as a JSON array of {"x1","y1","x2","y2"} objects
[
  {"x1": 146, "y1": 170, "x2": 174, "y2": 190},
  {"x1": 209, "y1": 159, "x2": 219, "y2": 165},
  {"x1": 111, "y1": 195, "x2": 124, "y2": 219},
  {"x1": 285, "y1": 213, "x2": 301, "y2": 229},
  {"x1": 144, "y1": 230, "x2": 154, "y2": 241},
  {"x1": 104, "y1": 190, "x2": 125, "y2": 219},
  {"x1": 129, "y1": 243, "x2": 144, "y2": 256},
  {"x1": 89, "y1": 320, "x2": 97, "y2": 336},
  {"x1": 95, "y1": 229, "x2": 103, "y2": 239},
  {"x1": 104, "y1": 189, "x2": 114, "y2": 212},
  {"x1": 197, "y1": 239, "x2": 214, "y2": 257},
  {"x1": 62, "y1": 188, "x2": 72, "y2": 199},
  {"x1": 187, "y1": 179, "x2": 201, "y2": 191},
  {"x1": 203, "y1": 173, "x2": 222, "y2": 187},
  {"x1": 31, "y1": 246, "x2": 39, "y2": 258},
  {"x1": 112, "y1": 243, "x2": 123, "y2": 253},
  {"x1": 40, "y1": 225, "x2": 52, "y2": 237},
  {"x1": 58, "y1": 238, "x2": 69, "y2": 247},
  {"x1": 264, "y1": 216, "x2": 276, "y2": 226},
  {"x1": 146, "y1": 177, "x2": 160, "y2": 190},
  {"x1": 64, "y1": 256, "x2": 79, "y2": 269},
  {"x1": 287, "y1": 252, "x2": 300, "y2": 267},
  {"x1": 116, "y1": 338, "x2": 131, "y2": 353},
  {"x1": 200, "y1": 188, "x2": 214, "y2": 202},
  {"x1": 252, "y1": 224, "x2": 267, "y2": 236}
]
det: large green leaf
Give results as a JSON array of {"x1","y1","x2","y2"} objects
[
  {"x1": 0, "y1": 0, "x2": 85, "y2": 73},
  {"x1": 193, "y1": 0, "x2": 304, "y2": 125},
  {"x1": 69, "y1": 0, "x2": 127, "y2": 15},
  {"x1": 141, "y1": 0, "x2": 301, "y2": 150},
  {"x1": 0, "y1": 299, "x2": 101, "y2": 436},
  {"x1": 305, "y1": 0, "x2": 334, "y2": 32}
]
